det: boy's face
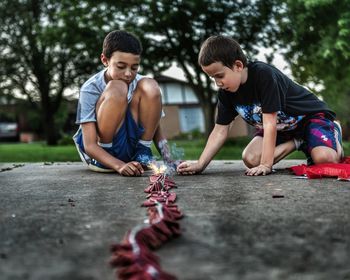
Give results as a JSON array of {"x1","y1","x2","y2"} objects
[
  {"x1": 201, "y1": 60, "x2": 245, "y2": 93},
  {"x1": 101, "y1": 51, "x2": 140, "y2": 85}
]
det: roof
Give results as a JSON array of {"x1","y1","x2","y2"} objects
[{"x1": 154, "y1": 75, "x2": 188, "y2": 85}]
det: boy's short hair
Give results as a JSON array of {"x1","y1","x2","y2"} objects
[
  {"x1": 198, "y1": 35, "x2": 247, "y2": 68},
  {"x1": 102, "y1": 30, "x2": 143, "y2": 59}
]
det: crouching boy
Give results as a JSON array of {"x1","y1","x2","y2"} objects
[
  {"x1": 74, "y1": 30, "x2": 173, "y2": 176},
  {"x1": 177, "y1": 35, "x2": 343, "y2": 176}
]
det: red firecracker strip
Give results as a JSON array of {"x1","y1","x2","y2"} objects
[
  {"x1": 289, "y1": 156, "x2": 350, "y2": 180},
  {"x1": 110, "y1": 173, "x2": 183, "y2": 279},
  {"x1": 144, "y1": 174, "x2": 177, "y2": 193}
]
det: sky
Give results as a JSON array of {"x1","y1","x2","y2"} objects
[
  {"x1": 162, "y1": 48, "x2": 292, "y2": 82},
  {"x1": 63, "y1": 48, "x2": 292, "y2": 98}
]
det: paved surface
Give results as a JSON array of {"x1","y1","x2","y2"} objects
[{"x1": 1, "y1": 160, "x2": 350, "y2": 280}]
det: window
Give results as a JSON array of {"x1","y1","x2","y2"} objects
[
  {"x1": 179, "y1": 107, "x2": 205, "y2": 133},
  {"x1": 164, "y1": 83, "x2": 183, "y2": 104},
  {"x1": 183, "y1": 85, "x2": 198, "y2": 103},
  {"x1": 160, "y1": 83, "x2": 199, "y2": 105}
]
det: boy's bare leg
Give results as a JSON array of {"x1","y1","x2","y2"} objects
[
  {"x1": 242, "y1": 136, "x2": 296, "y2": 168},
  {"x1": 130, "y1": 78, "x2": 162, "y2": 140},
  {"x1": 310, "y1": 146, "x2": 339, "y2": 164},
  {"x1": 96, "y1": 80, "x2": 128, "y2": 143},
  {"x1": 273, "y1": 140, "x2": 297, "y2": 163}
]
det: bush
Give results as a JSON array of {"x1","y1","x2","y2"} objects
[
  {"x1": 225, "y1": 136, "x2": 250, "y2": 146},
  {"x1": 172, "y1": 128, "x2": 205, "y2": 140},
  {"x1": 58, "y1": 134, "x2": 74, "y2": 146}
]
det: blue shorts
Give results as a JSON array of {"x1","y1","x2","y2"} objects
[
  {"x1": 301, "y1": 113, "x2": 338, "y2": 155},
  {"x1": 73, "y1": 108, "x2": 144, "y2": 165},
  {"x1": 255, "y1": 113, "x2": 338, "y2": 159}
]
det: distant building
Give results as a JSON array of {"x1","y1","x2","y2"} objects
[
  {"x1": 0, "y1": 75, "x2": 250, "y2": 142},
  {"x1": 156, "y1": 75, "x2": 249, "y2": 139}
]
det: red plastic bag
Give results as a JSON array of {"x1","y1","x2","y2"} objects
[{"x1": 289, "y1": 156, "x2": 350, "y2": 180}]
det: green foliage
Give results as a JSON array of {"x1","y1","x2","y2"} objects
[
  {"x1": 172, "y1": 128, "x2": 205, "y2": 140},
  {"x1": 225, "y1": 137, "x2": 251, "y2": 147},
  {"x1": 19, "y1": 108, "x2": 42, "y2": 133},
  {"x1": 57, "y1": 134, "x2": 74, "y2": 146},
  {"x1": 273, "y1": 0, "x2": 350, "y2": 138},
  {"x1": 0, "y1": 0, "x2": 278, "y2": 142},
  {"x1": 0, "y1": 0, "x2": 122, "y2": 144},
  {"x1": 4, "y1": 0, "x2": 348, "y2": 143},
  {"x1": 0, "y1": 111, "x2": 16, "y2": 122},
  {"x1": 105, "y1": 0, "x2": 278, "y2": 135}
]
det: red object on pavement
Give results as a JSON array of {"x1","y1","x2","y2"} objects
[
  {"x1": 142, "y1": 191, "x2": 177, "y2": 207},
  {"x1": 145, "y1": 174, "x2": 177, "y2": 193},
  {"x1": 110, "y1": 173, "x2": 182, "y2": 279},
  {"x1": 289, "y1": 156, "x2": 350, "y2": 180}
]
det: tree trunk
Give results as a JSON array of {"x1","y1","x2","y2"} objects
[
  {"x1": 202, "y1": 101, "x2": 216, "y2": 138},
  {"x1": 43, "y1": 112, "x2": 57, "y2": 145},
  {"x1": 41, "y1": 99, "x2": 58, "y2": 145}
]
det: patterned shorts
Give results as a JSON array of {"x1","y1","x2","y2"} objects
[
  {"x1": 255, "y1": 113, "x2": 338, "y2": 160},
  {"x1": 302, "y1": 113, "x2": 337, "y2": 154}
]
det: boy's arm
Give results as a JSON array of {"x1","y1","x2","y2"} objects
[
  {"x1": 81, "y1": 122, "x2": 144, "y2": 176},
  {"x1": 153, "y1": 125, "x2": 166, "y2": 154},
  {"x1": 246, "y1": 112, "x2": 277, "y2": 176},
  {"x1": 177, "y1": 124, "x2": 230, "y2": 174},
  {"x1": 153, "y1": 125, "x2": 177, "y2": 166}
]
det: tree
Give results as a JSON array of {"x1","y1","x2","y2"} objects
[
  {"x1": 273, "y1": 0, "x2": 350, "y2": 138},
  {"x1": 108, "y1": 0, "x2": 277, "y2": 135},
  {"x1": 0, "y1": 0, "x2": 122, "y2": 145}
]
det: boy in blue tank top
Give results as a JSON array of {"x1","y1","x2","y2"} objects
[
  {"x1": 178, "y1": 35, "x2": 343, "y2": 176},
  {"x1": 74, "y1": 30, "x2": 173, "y2": 176}
]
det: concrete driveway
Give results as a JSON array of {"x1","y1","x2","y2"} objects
[{"x1": 1, "y1": 160, "x2": 349, "y2": 280}]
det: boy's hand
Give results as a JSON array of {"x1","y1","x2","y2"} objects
[
  {"x1": 177, "y1": 161, "x2": 203, "y2": 175},
  {"x1": 245, "y1": 164, "x2": 272, "y2": 176},
  {"x1": 164, "y1": 159, "x2": 183, "y2": 172},
  {"x1": 118, "y1": 161, "x2": 144, "y2": 176}
]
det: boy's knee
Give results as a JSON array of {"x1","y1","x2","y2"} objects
[
  {"x1": 242, "y1": 149, "x2": 260, "y2": 168},
  {"x1": 138, "y1": 78, "x2": 161, "y2": 100},
  {"x1": 104, "y1": 80, "x2": 128, "y2": 101},
  {"x1": 311, "y1": 148, "x2": 338, "y2": 164}
]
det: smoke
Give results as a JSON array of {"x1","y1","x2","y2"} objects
[{"x1": 152, "y1": 142, "x2": 185, "y2": 175}]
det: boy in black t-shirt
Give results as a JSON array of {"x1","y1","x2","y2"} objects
[{"x1": 177, "y1": 35, "x2": 343, "y2": 176}]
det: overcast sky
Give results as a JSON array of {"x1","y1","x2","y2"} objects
[{"x1": 162, "y1": 48, "x2": 291, "y2": 82}]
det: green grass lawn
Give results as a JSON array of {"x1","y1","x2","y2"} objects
[
  {"x1": 0, "y1": 138, "x2": 348, "y2": 162},
  {"x1": 0, "y1": 142, "x2": 80, "y2": 162}
]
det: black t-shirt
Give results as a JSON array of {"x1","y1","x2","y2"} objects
[{"x1": 216, "y1": 61, "x2": 335, "y2": 131}]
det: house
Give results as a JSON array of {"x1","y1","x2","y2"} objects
[
  {"x1": 155, "y1": 75, "x2": 249, "y2": 139},
  {"x1": 0, "y1": 75, "x2": 250, "y2": 142}
]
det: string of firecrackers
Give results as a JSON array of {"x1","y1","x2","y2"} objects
[
  {"x1": 289, "y1": 156, "x2": 350, "y2": 181},
  {"x1": 110, "y1": 164, "x2": 183, "y2": 280}
]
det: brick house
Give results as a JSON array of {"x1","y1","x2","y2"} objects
[
  {"x1": 0, "y1": 75, "x2": 250, "y2": 142},
  {"x1": 156, "y1": 75, "x2": 249, "y2": 139}
]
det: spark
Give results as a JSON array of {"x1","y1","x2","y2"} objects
[{"x1": 148, "y1": 162, "x2": 167, "y2": 174}]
